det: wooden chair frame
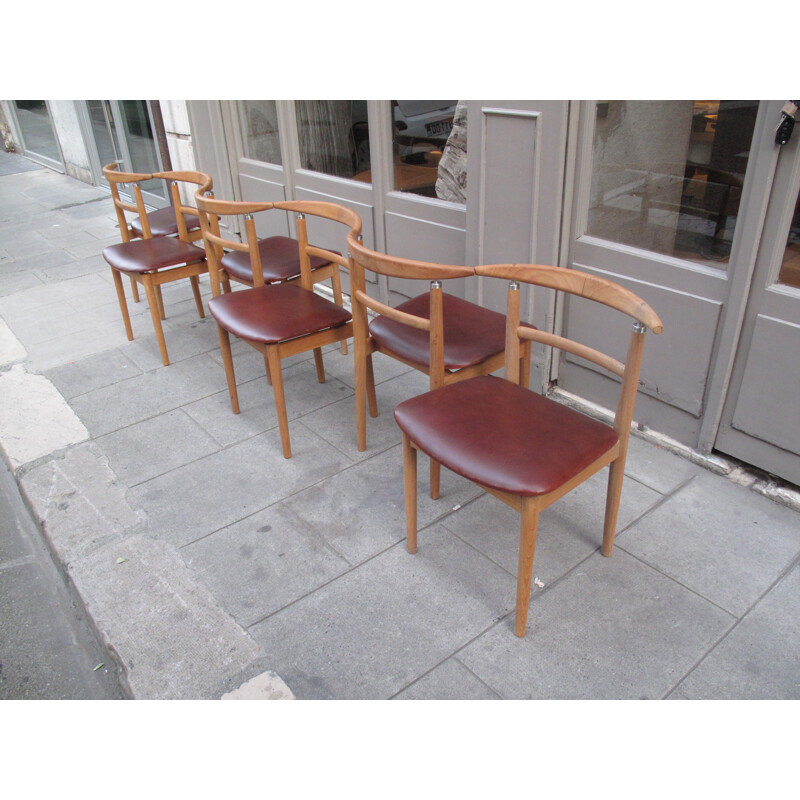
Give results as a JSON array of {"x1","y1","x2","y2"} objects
[
  {"x1": 204, "y1": 198, "x2": 349, "y2": 356},
  {"x1": 103, "y1": 163, "x2": 206, "y2": 300},
  {"x1": 346, "y1": 232, "x2": 532, "y2": 498},
  {"x1": 103, "y1": 165, "x2": 213, "y2": 366},
  {"x1": 196, "y1": 194, "x2": 362, "y2": 458},
  {"x1": 401, "y1": 263, "x2": 663, "y2": 636}
]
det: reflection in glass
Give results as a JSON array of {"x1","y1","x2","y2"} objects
[
  {"x1": 240, "y1": 101, "x2": 282, "y2": 165},
  {"x1": 389, "y1": 100, "x2": 464, "y2": 201},
  {"x1": 13, "y1": 100, "x2": 61, "y2": 163},
  {"x1": 587, "y1": 101, "x2": 759, "y2": 266},
  {"x1": 120, "y1": 101, "x2": 160, "y2": 174},
  {"x1": 777, "y1": 188, "x2": 800, "y2": 289},
  {"x1": 296, "y1": 100, "x2": 366, "y2": 180},
  {"x1": 88, "y1": 100, "x2": 121, "y2": 168}
]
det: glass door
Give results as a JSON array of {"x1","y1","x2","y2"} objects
[
  {"x1": 10, "y1": 100, "x2": 63, "y2": 170},
  {"x1": 86, "y1": 100, "x2": 167, "y2": 206}
]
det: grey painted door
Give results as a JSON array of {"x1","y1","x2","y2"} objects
[
  {"x1": 464, "y1": 100, "x2": 571, "y2": 391},
  {"x1": 556, "y1": 101, "x2": 772, "y2": 450},
  {"x1": 714, "y1": 115, "x2": 800, "y2": 485}
]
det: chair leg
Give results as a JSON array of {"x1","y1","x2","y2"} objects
[
  {"x1": 190, "y1": 275, "x2": 205, "y2": 319},
  {"x1": 142, "y1": 276, "x2": 170, "y2": 366},
  {"x1": 430, "y1": 459, "x2": 441, "y2": 500},
  {"x1": 111, "y1": 269, "x2": 134, "y2": 341},
  {"x1": 217, "y1": 325, "x2": 239, "y2": 414},
  {"x1": 129, "y1": 275, "x2": 140, "y2": 303},
  {"x1": 402, "y1": 433, "x2": 418, "y2": 554},
  {"x1": 515, "y1": 499, "x2": 540, "y2": 637},
  {"x1": 366, "y1": 354, "x2": 378, "y2": 418},
  {"x1": 263, "y1": 353, "x2": 272, "y2": 386},
  {"x1": 331, "y1": 266, "x2": 348, "y2": 355},
  {"x1": 602, "y1": 457, "x2": 626, "y2": 556},
  {"x1": 313, "y1": 348, "x2": 326, "y2": 383},
  {"x1": 355, "y1": 344, "x2": 368, "y2": 452},
  {"x1": 155, "y1": 285, "x2": 166, "y2": 320},
  {"x1": 519, "y1": 340, "x2": 532, "y2": 389},
  {"x1": 266, "y1": 346, "x2": 292, "y2": 459}
]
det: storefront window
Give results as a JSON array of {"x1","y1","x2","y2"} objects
[
  {"x1": 240, "y1": 101, "x2": 282, "y2": 165},
  {"x1": 777, "y1": 187, "x2": 800, "y2": 290},
  {"x1": 390, "y1": 100, "x2": 466, "y2": 202},
  {"x1": 13, "y1": 101, "x2": 61, "y2": 165},
  {"x1": 587, "y1": 101, "x2": 759, "y2": 266},
  {"x1": 295, "y1": 100, "x2": 368, "y2": 180}
]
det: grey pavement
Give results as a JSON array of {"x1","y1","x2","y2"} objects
[{"x1": 1, "y1": 149, "x2": 800, "y2": 700}]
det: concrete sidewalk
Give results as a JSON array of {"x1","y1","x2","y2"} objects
[{"x1": 2, "y1": 151, "x2": 799, "y2": 700}]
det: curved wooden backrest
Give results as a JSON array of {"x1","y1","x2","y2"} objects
[
  {"x1": 194, "y1": 193, "x2": 275, "y2": 220},
  {"x1": 194, "y1": 193, "x2": 362, "y2": 292},
  {"x1": 477, "y1": 262, "x2": 663, "y2": 442},
  {"x1": 274, "y1": 200, "x2": 363, "y2": 238},
  {"x1": 153, "y1": 170, "x2": 213, "y2": 193},
  {"x1": 103, "y1": 163, "x2": 212, "y2": 243},
  {"x1": 103, "y1": 162, "x2": 153, "y2": 240},
  {"x1": 476, "y1": 263, "x2": 663, "y2": 334},
  {"x1": 346, "y1": 232, "x2": 473, "y2": 281},
  {"x1": 103, "y1": 162, "x2": 152, "y2": 185}
]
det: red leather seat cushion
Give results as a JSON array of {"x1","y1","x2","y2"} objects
[
  {"x1": 208, "y1": 283, "x2": 351, "y2": 344},
  {"x1": 130, "y1": 206, "x2": 200, "y2": 238},
  {"x1": 103, "y1": 238, "x2": 206, "y2": 274},
  {"x1": 394, "y1": 375, "x2": 619, "y2": 497},
  {"x1": 221, "y1": 236, "x2": 334, "y2": 284},
  {"x1": 369, "y1": 293, "x2": 524, "y2": 370}
]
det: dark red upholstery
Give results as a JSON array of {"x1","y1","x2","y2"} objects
[
  {"x1": 394, "y1": 375, "x2": 619, "y2": 497},
  {"x1": 103, "y1": 238, "x2": 205, "y2": 274},
  {"x1": 220, "y1": 236, "x2": 335, "y2": 284},
  {"x1": 130, "y1": 206, "x2": 200, "y2": 238},
  {"x1": 208, "y1": 283, "x2": 351, "y2": 344},
  {"x1": 370, "y1": 292, "x2": 527, "y2": 370}
]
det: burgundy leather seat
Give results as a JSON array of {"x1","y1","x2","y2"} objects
[
  {"x1": 102, "y1": 238, "x2": 205, "y2": 274},
  {"x1": 220, "y1": 236, "x2": 335, "y2": 285},
  {"x1": 369, "y1": 293, "x2": 514, "y2": 370},
  {"x1": 394, "y1": 375, "x2": 619, "y2": 497},
  {"x1": 208, "y1": 283, "x2": 351, "y2": 344},
  {"x1": 130, "y1": 206, "x2": 201, "y2": 238}
]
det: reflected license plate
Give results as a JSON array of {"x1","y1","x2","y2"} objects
[{"x1": 425, "y1": 118, "x2": 454, "y2": 138}]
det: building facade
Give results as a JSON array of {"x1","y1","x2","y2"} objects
[{"x1": 3, "y1": 99, "x2": 799, "y2": 487}]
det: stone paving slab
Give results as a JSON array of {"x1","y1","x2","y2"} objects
[
  {"x1": 127, "y1": 425, "x2": 352, "y2": 548},
  {"x1": 248, "y1": 524, "x2": 517, "y2": 699},
  {"x1": 619, "y1": 471, "x2": 800, "y2": 617},
  {"x1": 0, "y1": 363, "x2": 89, "y2": 469},
  {"x1": 457, "y1": 549, "x2": 736, "y2": 699},
  {"x1": 67, "y1": 532, "x2": 262, "y2": 699},
  {"x1": 669, "y1": 563, "x2": 800, "y2": 699}
]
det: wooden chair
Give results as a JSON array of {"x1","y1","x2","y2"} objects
[
  {"x1": 205, "y1": 207, "x2": 350, "y2": 356},
  {"x1": 394, "y1": 263, "x2": 663, "y2": 636},
  {"x1": 103, "y1": 162, "x2": 204, "y2": 304},
  {"x1": 196, "y1": 194, "x2": 362, "y2": 458},
  {"x1": 346, "y1": 233, "x2": 532, "y2": 498},
  {"x1": 102, "y1": 167, "x2": 213, "y2": 366}
]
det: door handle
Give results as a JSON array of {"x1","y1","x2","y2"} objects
[{"x1": 775, "y1": 101, "x2": 799, "y2": 145}]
